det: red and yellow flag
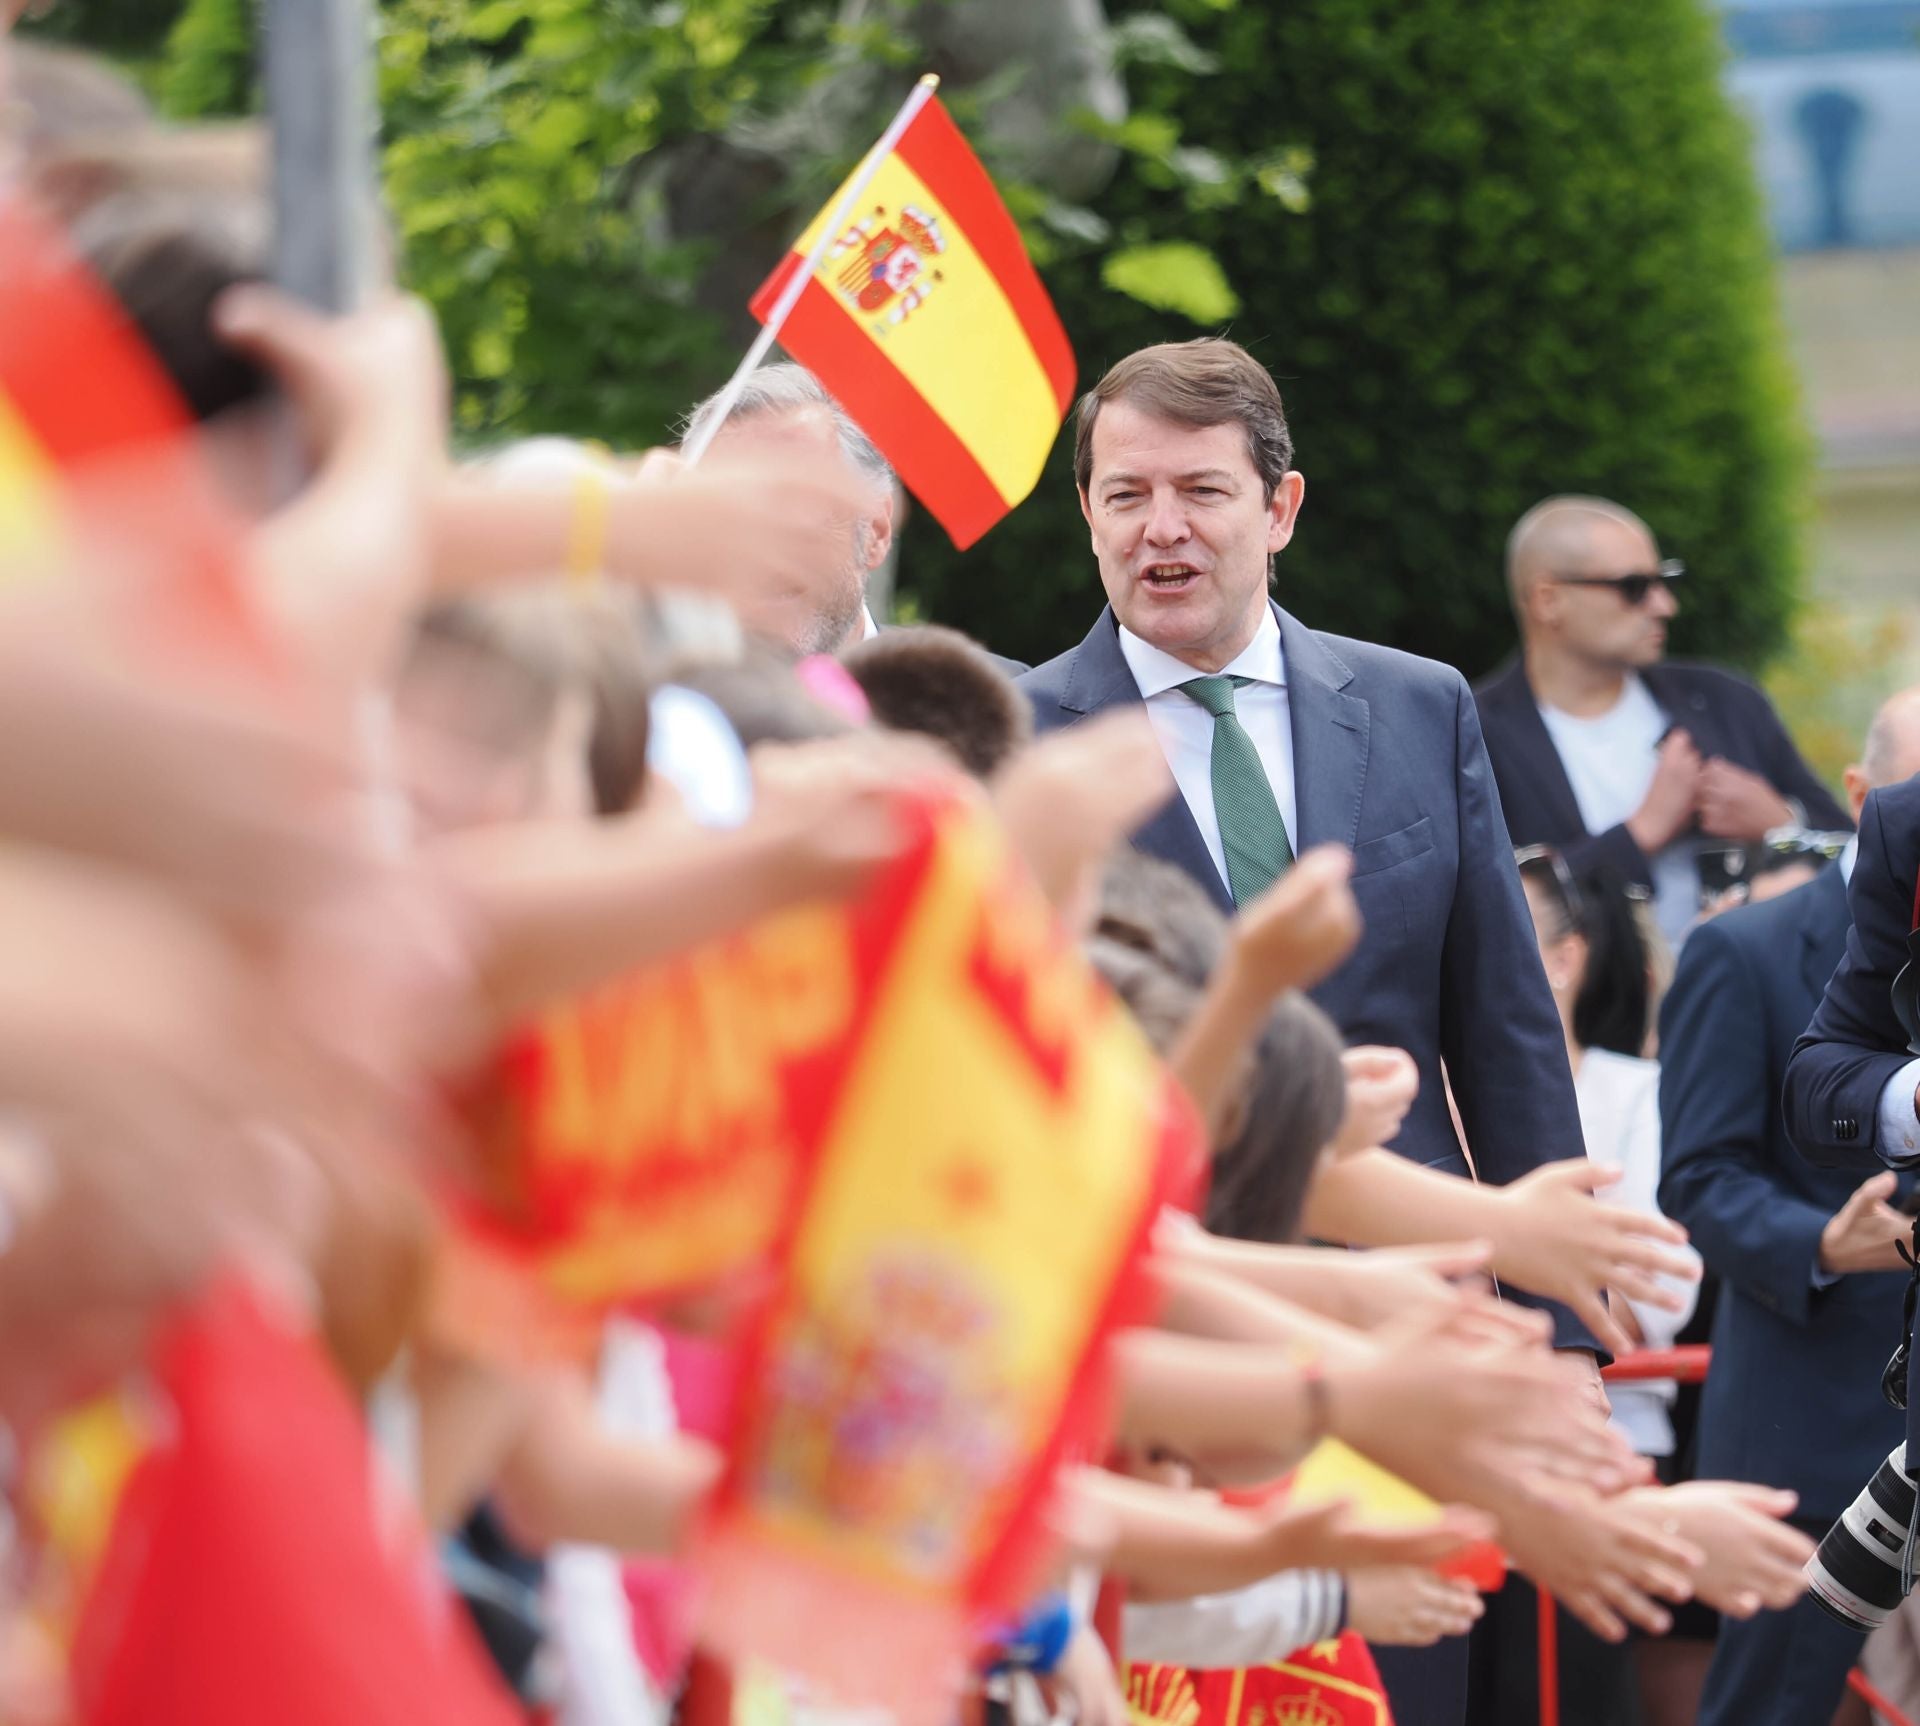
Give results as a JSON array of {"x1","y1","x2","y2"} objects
[
  {"x1": 23, "y1": 1282, "x2": 519, "y2": 1726},
  {"x1": 0, "y1": 195, "x2": 198, "y2": 566},
  {"x1": 0, "y1": 194, "x2": 266, "y2": 664},
  {"x1": 1128, "y1": 1639, "x2": 1396, "y2": 1726},
  {"x1": 444, "y1": 791, "x2": 1201, "y2": 1710},
  {"x1": 440, "y1": 897, "x2": 864, "y2": 1358},
  {"x1": 749, "y1": 89, "x2": 1075, "y2": 551},
  {"x1": 694, "y1": 793, "x2": 1200, "y2": 1714}
]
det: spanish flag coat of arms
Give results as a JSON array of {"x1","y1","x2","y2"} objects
[{"x1": 750, "y1": 86, "x2": 1075, "y2": 550}]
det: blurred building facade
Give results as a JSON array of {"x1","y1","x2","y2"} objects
[{"x1": 1725, "y1": 1, "x2": 1920, "y2": 751}]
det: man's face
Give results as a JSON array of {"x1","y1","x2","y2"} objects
[
  {"x1": 1080, "y1": 401, "x2": 1304, "y2": 673},
  {"x1": 709, "y1": 409, "x2": 889, "y2": 658},
  {"x1": 1540, "y1": 517, "x2": 1677, "y2": 671}
]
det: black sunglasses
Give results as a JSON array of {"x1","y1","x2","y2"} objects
[{"x1": 1549, "y1": 559, "x2": 1685, "y2": 606}]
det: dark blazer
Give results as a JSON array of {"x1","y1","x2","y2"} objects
[
  {"x1": 1658, "y1": 863, "x2": 1908, "y2": 1519},
  {"x1": 1785, "y1": 777, "x2": 1920, "y2": 1172},
  {"x1": 1019, "y1": 604, "x2": 1595, "y2": 1350},
  {"x1": 1472, "y1": 658, "x2": 1849, "y2": 889}
]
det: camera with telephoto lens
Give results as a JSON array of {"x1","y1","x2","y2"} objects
[{"x1": 1807, "y1": 1448, "x2": 1920, "y2": 1631}]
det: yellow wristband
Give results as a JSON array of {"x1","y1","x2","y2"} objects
[{"x1": 567, "y1": 464, "x2": 612, "y2": 587}]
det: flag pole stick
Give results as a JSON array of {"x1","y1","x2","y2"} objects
[{"x1": 679, "y1": 73, "x2": 941, "y2": 468}]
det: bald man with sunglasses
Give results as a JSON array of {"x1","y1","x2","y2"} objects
[{"x1": 1474, "y1": 495, "x2": 1848, "y2": 948}]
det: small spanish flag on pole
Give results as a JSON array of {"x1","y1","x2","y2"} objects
[{"x1": 703, "y1": 76, "x2": 1074, "y2": 551}]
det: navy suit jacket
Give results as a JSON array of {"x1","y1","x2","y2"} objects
[
  {"x1": 1785, "y1": 777, "x2": 1920, "y2": 1171},
  {"x1": 1019, "y1": 604, "x2": 1595, "y2": 1350},
  {"x1": 1472, "y1": 658, "x2": 1849, "y2": 890},
  {"x1": 1658, "y1": 863, "x2": 1907, "y2": 1518}
]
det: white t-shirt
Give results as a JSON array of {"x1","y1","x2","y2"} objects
[
  {"x1": 1537, "y1": 676, "x2": 1699, "y2": 948},
  {"x1": 1574, "y1": 1048, "x2": 1700, "y2": 1457}
]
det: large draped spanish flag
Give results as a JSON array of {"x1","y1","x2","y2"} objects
[{"x1": 749, "y1": 85, "x2": 1075, "y2": 551}]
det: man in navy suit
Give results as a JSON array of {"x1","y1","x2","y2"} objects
[
  {"x1": 1658, "y1": 689, "x2": 1920, "y2": 1726},
  {"x1": 1474, "y1": 496, "x2": 1847, "y2": 950},
  {"x1": 1784, "y1": 730, "x2": 1920, "y2": 1638},
  {"x1": 1017, "y1": 338, "x2": 1598, "y2": 1726}
]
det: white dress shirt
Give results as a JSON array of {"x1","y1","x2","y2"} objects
[{"x1": 1117, "y1": 609, "x2": 1298, "y2": 899}]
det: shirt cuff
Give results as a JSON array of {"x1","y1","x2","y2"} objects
[
  {"x1": 1877, "y1": 1059, "x2": 1920, "y2": 1169},
  {"x1": 1811, "y1": 1253, "x2": 1842, "y2": 1292}
]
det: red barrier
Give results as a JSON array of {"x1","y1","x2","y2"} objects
[
  {"x1": 1850, "y1": 1665, "x2": 1919, "y2": 1726},
  {"x1": 1537, "y1": 1582, "x2": 1560, "y2": 1726},
  {"x1": 1599, "y1": 1344, "x2": 1710, "y2": 1385},
  {"x1": 1540, "y1": 1346, "x2": 1712, "y2": 1725}
]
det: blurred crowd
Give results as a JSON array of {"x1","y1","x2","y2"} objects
[{"x1": 2, "y1": 17, "x2": 1913, "y2": 1726}]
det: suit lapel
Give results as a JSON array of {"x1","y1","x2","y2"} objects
[
  {"x1": 1061, "y1": 608, "x2": 1231, "y2": 912},
  {"x1": 1276, "y1": 606, "x2": 1369, "y2": 852},
  {"x1": 1484, "y1": 658, "x2": 1587, "y2": 839},
  {"x1": 1799, "y1": 861, "x2": 1853, "y2": 1001}
]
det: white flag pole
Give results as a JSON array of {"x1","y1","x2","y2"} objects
[{"x1": 678, "y1": 73, "x2": 941, "y2": 468}]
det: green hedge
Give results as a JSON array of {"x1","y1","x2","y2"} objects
[
  {"x1": 140, "y1": 0, "x2": 1805, "y2": 680},
  {"x1": 902, "y1": 0, "x2": 1810, "y2": 677}
]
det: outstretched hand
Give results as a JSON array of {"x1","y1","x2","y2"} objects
[
  {"x1": 1224, "y1": 845, "x2": 1362, "y2": 1000},
  {"x1": 1490, "y1": 1159, "x2": 1699, "y2": 1357}
]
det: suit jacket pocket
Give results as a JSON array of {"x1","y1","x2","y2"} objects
[{"x1": 1349, "y1": 816, "x2": 1435, "y2": 879}]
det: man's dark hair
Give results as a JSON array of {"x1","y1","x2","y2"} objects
[
  {"x1": 1073, "y1": 338, "x2": 1294, "y2": 504},
  {"x1": 841, "y1": 625, "x2": 1032, "y2": 780}
]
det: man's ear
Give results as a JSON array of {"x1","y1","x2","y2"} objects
[
  {"x1": 1265, "y1": 471, "x2": 1307, "y2": 556},
  {"x1": 861, "y1": 490, "x2": 897, "y2": 571},
  {"x1": 1517, "y1": 572, "x2": 1558, "y2": 638},
  {"x1": 1844, "y1": 763, "x2": 1871, "y2": 824}
]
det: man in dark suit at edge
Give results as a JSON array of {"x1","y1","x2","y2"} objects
[
  {"x1": 1016, "y1": 337, "x2": 1609, "y2": 1726},
  {"x1": 1658, "y1": 688, "x2": 1920, "y2": 1726},
  {"x1": 1474, "y1": 495, "x2": 1848, "y2": 952}
]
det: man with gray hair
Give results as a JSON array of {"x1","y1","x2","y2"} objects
[
  {"x1": 1474, "y1": 494, "x2": 1846, "y2": 946},
  {"x1": 677, "y1": 363, "x2": 899, "y2": 658},
  {"x1": 1660, "y1": 684, "x2": 1920, "y2": 1726}
]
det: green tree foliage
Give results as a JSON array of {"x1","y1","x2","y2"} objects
[
  {"x1": 150, "y1": 0, "x2": 1804, "y2": 676},
  {"x1": 17, "y1": 0, "x2": 184, "y2": 60},
  {"x1": 905, "y1": 0, "x2": 1808, "y2": 671}
]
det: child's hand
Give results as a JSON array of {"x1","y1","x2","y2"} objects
[
  {"x1": 1614, "y1": 1482, "x2": 1809, "y2": 1618},
  {"x1": 1497, "y1": 1480, "x2": 1703, "y2": 1643},
  {"x1": 994, "y1": 712, "x2": 1172, "y2": 923},
  {"x1": 1254, "y1": 1494, "x2": 1493, "y2": 1576},
  {"x1": 1488, "y1": 1160, "x2": 1699, "y2": 1358},
  {"x1": 1345, "y1": 1566, "x2": 1484, "y2": 1647},
  {"x1": 1333, "y1": 1045, "x2": 1418, "y2": 1154}
]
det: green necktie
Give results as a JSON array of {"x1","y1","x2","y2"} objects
[{"x1": 1180, "y1": 674, "x2": 1294, "y2": 906}]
